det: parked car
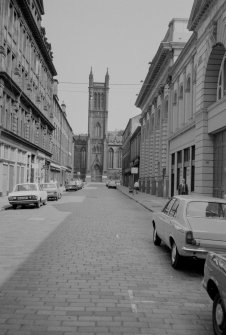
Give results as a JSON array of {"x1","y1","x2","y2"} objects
[
  {"x1": 152, "y1": 195, "x2": 226, "y2": 269},
  {"x1": 41, "y1": 182, "x2": 62, "y2": 200},
  {"x1": 75, "y1": 179, "x2": 83, "y2": 190},
  {"x1": 65, "y1": 180, "x2": 78, "y2": 191},
  {"x1": 8, "y1": 183, "x2": 47, "y2": 209},
  {"x1": 108, "y1": 180, "x2": 117, "y2": 189},
  {"x1": 203, "y1": 252, "x2": 226, "y2": 335}
]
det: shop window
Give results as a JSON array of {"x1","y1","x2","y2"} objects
[{"x1": 184, "y1": 148, "x2": 190, "y2": 162}]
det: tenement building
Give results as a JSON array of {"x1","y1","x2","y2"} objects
[
  {"x1": 80, "y1": 68, "x2": 122, "y2": 182},
  {"x1": 136, "y1": 0, "x2": 226, "y2": 199},
  {"x1": 0, "y1": 0, "x2": 74, "y2": 195}
]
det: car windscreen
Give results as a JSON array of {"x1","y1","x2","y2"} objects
[
  {"x1": 15, "y1": 184, "x2": 38, "y2": 191},
  {"x1": 186, "y1": 201, "x2": 226, "y2": 219}
]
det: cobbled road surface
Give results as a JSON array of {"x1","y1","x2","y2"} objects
[{"x1": 0, "y1": 184, "x2": 213, "y2": 335}]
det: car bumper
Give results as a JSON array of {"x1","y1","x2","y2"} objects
[
  {"x1": 181, "y1": 246, "x2": 209, "y2": 259},
  {"x1": 9, "y1": 200, "x2": 40, "y2": 206},
  {"x1": 47, "y1": 193, "x2": 58, "y2": 198}
]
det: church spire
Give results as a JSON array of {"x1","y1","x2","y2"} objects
[
  {"x1": 89, "y1": 67, "x2": 93, "y2": 86},
  {"x1": 105, "y1": 68, "x2": 109, "y2": 87}
]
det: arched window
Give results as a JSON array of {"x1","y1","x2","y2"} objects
[
  {"x1": 173, "y1": 91, "x2": 177, "y2": 105},
  {"x1": 186, "y1": 77, "x2": 191, "y2": 92},
  {"x1": 81, "y1": 147, "x2": 86, "y2": 168},
  {"x1": 179, "y1": 85, "x2": 183, "y2": 99},
  {"x1": 217, "y1": 55, "x2": 226, "y2": 100},
  {"x1": 98, "y1": 93, "x2": 101, "y2": 108},
  {"x1": 108, "y1": 148, "x2": 114, "y2": 168},
  {"x1": 101, "y1": 93, "x2": 104, "y2": 109},
  {"x1": 118, "y1": 148, "x2": 122, "y2": 168},
  {"x1": 95, "y1": 122, "x2": 101, "y2": 137},
  {"x1": 94, "y1": 93, "x2": 97, "y2": 108}
]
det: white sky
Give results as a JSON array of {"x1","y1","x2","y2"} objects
[{"x1": 42, "y1": 0, "x2": 194, "y2": 134}]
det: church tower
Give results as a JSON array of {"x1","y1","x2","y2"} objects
[{"x1": 86, "y1": 68, "x2": 109, "y2": 182}]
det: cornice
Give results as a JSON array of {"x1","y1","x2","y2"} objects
[
  {"x1": 188, "y1": 0, "x2": 215, "y2": 31},
  {"x1": 18, "y1": 0, "x2": 57, "y2": 76}
]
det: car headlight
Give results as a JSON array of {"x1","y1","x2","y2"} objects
[{"x1": 28, "y1": 195, "x2": 38, "y2": 200}]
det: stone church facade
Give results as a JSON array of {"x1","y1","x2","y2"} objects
[{"x1": 73, "y1": 69, "x2": 122, "y2": 182}]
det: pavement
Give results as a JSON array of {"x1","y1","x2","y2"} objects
[
  {"x1": 0, "y1": 184, "x2": 168, "y2": 212},
  {"x1": 116, "y1": 185, "x2": 168, "y2": 212}
]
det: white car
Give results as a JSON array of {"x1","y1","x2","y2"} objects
[
  {"x1": 8, "y1": 183, "x2": 48, "y2": 209},
  {"x1": 152, "y1": 195, "x2": 226, "y2": 269}
]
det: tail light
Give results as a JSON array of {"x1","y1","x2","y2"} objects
[{"x1": 186, "y1": 231, "x2": 197, "y2": 245}]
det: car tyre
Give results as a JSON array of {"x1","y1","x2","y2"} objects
[
  {"x1": 213, "y1": 293, "x2": 226, "y2": 335},
  {"x1": 153, "y1": 226, "x2": 161, "y2": 246},
  {"x1": 171, "y1": 242, "x2": 181, "y2": 269},
  {"x1": 36, "y1": 200, "x2": 41, "y2": 208},
  {"x1": 12, "y1": 204, "x2": 17, "y2": 209}
]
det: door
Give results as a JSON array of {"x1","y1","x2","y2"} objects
[{"x1": 91, "y1": 164, "x2": 102, "y2": 182}]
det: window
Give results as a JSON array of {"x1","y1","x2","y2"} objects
[
  {"x1": 187, "y1": 201, "x2": 226, "y2": 219},
  {"x1": 169, "y1": 199, "x2": 180, "y2": 217},
  {"x1": 108, "y1": 148, "x2": 114, "y2": 169},
  {"x1": 95, "y1": 122, "x2": 101, "y2": 137},
  {"x1": 217, "y1": 54, "x2": 226, "y2": 100},
  {"x1": 173, "y1": 91, "x2": 177, "y2": 105},
  {"x1": 179, "y1": 85, "x2": 183, "y2": 99},
  {"x1": 186, "y1": 77, "x2": 191, "y2": 92},
  {"x1": 163, "y1": 198, "x2": 176, "y2": 215}
]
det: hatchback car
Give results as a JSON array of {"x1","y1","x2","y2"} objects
[
  {"x1": 41, "y1": 182, "x2": 62, "y2": 200},
  {"x1": 8, "y1": 183, "x2": 47, "y2": 209},
  {"x1": 152, "y1": 195, "x2": 226, "y2": 269}
]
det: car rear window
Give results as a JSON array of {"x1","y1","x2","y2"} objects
[
  {"x1": 187, "y1": 201, "x2": 226, "y2": 219},
  {"x1": 42, "y1": 184, "x2": 56, "y2": 189}
]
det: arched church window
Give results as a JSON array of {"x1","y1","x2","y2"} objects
[
  {"x1": 101, "y1": 93, "x2": 104, "y2": 109},
  {"x1": 98, "y1": 93, "x2": 101, "y2": 109},
  {"x1": 95, "y1": 122, "x2": 101, "y2": 138},
  {"x1": 94, "y1": 93, "x2": 97, "y2": 108},
  {"x1": 118, "y1": 148, "x2": 122, "y2": 168},
  {"x1": 108, "y1": 148, "x2": 114, "y2": 169},
  {"x1": 217, "y1": 54, "x2": 226, "y2": 100},
  {"x1": 81, "y1": 147, "x2": 86, "y2": 168}
]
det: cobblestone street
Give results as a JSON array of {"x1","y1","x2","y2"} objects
[{"x1": 0, "y1": 184, "x2": 213, "y2": 335}]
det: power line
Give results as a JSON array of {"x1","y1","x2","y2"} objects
[{"x1": 59, "y1": 81, "x2": 144, "y2": 86}]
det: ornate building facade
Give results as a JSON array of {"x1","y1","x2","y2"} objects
[
  {"x1": 135, "y1": 19, "x2": 192, "y2": 197},
  {"x1": 0, "y1": 0, "x2": 74, "y2": 195},
  {"x1": 136, "y1": 0, "x2": 226, "y2": 199}
]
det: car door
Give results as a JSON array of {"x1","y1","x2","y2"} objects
[
  {"x1": 167, "y1": 199, "x2": 182, "y2": 245},
  {"x1": 156, "y1": 198, "x2": 176, "y2": 245}
]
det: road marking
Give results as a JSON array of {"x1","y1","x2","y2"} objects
[{"x1": 128, "y1": 290, "x2": 137, "y2": 313}]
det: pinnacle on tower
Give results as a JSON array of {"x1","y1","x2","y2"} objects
[
  {"x1": 105, "y1": 68, "x2": 109, "y2": 87},
  {"x1": 89, "y1": 67, "x2": 93, "y2": 86}
]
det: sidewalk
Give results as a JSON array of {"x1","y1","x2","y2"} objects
[
  {"x1": 0, "y1": 195, "x2": 10, "y2": 211},
  {"x1": 117, "y1": 185, "x2": 168, "y2": 212}
]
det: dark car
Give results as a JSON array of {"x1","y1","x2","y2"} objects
[{"x1": 65, "y1": 180, "x2": 78, "y2": 191}]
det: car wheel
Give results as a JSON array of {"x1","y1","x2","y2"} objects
[
  {"x1": 171, "y1": 242, "x2": 181, "y2": 269},
  {"x1": 213, "y1": 293, "x2": 226, "y2": 335},
  {"x1": 36, "y1": 200, "x2": 41, "y2": 208},
  {"x1": 12, "y1": 204, "x2": 17, "y2": 209},
  {"x1": 153, "y1": 226, "x2": 161, "y2": 246}
]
